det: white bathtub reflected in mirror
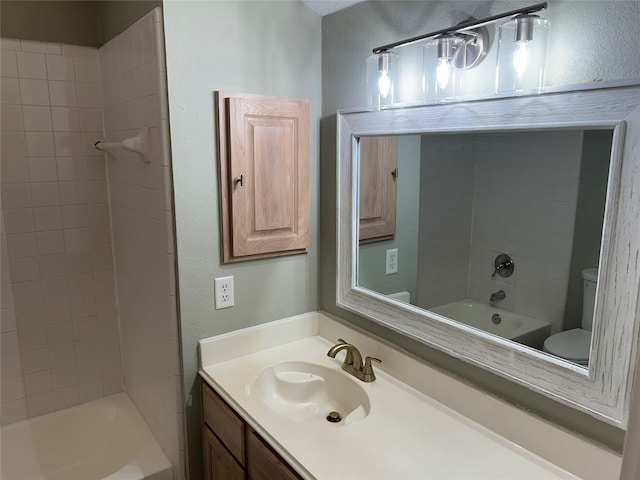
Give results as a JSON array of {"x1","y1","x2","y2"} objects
[{"x1": 430, "y1": 299, "x2": 551, "y2": 349}]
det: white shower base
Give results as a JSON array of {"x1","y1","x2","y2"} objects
[{"x1": 0, "y1": 393, "x2": 173, "y2": 480}]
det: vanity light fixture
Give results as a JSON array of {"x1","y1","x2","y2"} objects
[
  {"x1": 496, "y1": 13, "x2": 550, "y2": 93},
  {"x1": 368, "y1": 2, "x2": 548, "y2": 105},
  {"x1": 435, "y1": 35, "x2": 458, "y2": 89},
  {"x1": 513, "y1": 15, "x2": 535, "y2": 77},
  {"x1": 376, "y1": 52, "x2": 392, "y2": 97},
  {"x1": 366, "y1": 50, "x2": 399, "y2": 110},
  {"x1": 424, "y1": 33, "x2": 470, "y2": 99}
]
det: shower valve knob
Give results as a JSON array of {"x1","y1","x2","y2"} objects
[{"x1": 492, "y1": 253, "x2": 514, "y2": 278}]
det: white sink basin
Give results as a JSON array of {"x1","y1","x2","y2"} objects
[{"x1": 254, "y1": 361, "x2": 370, "y2": 425}]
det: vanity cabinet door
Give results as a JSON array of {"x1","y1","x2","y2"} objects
[
  {"x1": 202, "y1": 381, "x2": 245, "y2": 465},
  {"x1": 358, "y1": 136, "x2": 397, "y2": 243},
  {"x1": 204, "y1": 425, "x2": 245, "y2": 480},
  {"x1": 217, "y1": 92, "x2": 310, "y2": 262},
  {"x1": 247, "y1": 429, "x2": 302, "y2": 480}
]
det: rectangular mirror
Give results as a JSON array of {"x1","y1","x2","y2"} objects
[
  {"x1": 337, "y1": 81, "x2": 640, "y2": 428},
  {"x1": 357, "y1": 128, "x2": 614, "y2": 366}
]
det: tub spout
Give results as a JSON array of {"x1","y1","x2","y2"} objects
[{"x1": 490, "y1": 290, "x2": 506, "y2": 304}]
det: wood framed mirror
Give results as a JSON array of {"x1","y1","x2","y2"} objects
[{"x1": 336, "y1": 80, "x2": 640, "y2": 427}]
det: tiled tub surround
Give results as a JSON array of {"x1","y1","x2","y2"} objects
[
  {"x1": 417, "y1": 135, "x2": 475, "y2": 307},
  {"x1": 1, "y1": 8, "x2": 181, "y2": 478},
  {"x1": 1, "y1": 38, "x2": 121, "y2": 424},
  {"x1": 199, "y1": 312, "x2": 621, "y2": 480},
  {"x1": 99, "y1": 9, "x2": 183, "y2": 475},
  {"x1": 418, "y1": 131, "x2": 583, "y2": 334}
]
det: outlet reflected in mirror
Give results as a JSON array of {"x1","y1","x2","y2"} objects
[{"x1": 357, "y1": 129, "x2": 613, "y2": 366}]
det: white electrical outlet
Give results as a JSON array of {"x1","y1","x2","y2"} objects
[
  {"x1": 214, "y1": 276, "x2": 234, "y2": 309},
  {"x1": 386, "y1": 248, "x2": 398, "y2": 275}
]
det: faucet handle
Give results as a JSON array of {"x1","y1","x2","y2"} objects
[{"x1": 363, "y1": 356, "x2": 381, "y2": 378}]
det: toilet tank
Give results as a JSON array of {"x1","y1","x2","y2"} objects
[{"x1": 581, "y1": 267, "x2": 598, "y2": 331}]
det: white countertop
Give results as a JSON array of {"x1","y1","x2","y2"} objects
[{"x1": 199, "y1": 312, "x2": 621, "y2": 480}]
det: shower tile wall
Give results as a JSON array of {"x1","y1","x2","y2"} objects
[
  {"x1": 416, "y1": 135, "x2": 475, "y2": 307},
  {"x1": 99, "y1": 9, "x2": 182, "y2": 476},
  {"x1": 468, "y1": 131, "x2": 582, "y2": 334},
  {"x1": 1, "y1": 38, "x2": 121, "y2": 425},
  {"x1": 417, "y1": 131, "x2": 582, "y2": 334}
]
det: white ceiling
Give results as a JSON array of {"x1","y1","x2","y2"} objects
[{"x1": 302, "y1": 0, "x2": 364, "y2": 16}]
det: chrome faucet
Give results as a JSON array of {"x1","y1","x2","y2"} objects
[
  {"x1": 327, "y1": 339, "x2": 381, "y2": 383},
  {"x1": 490, "y1": 289, "x2": 506, "y2": 304},
  {"x1": 492, "y1": 254, "x2": 514, "y2": 278}
]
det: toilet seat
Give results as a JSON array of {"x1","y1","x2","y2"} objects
[{"x1": 543, "y1": 328, "x2": 592, "y2": 365}]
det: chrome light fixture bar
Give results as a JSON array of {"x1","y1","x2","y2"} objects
[{"x1": 372, "y1": 2, "x2": 547, "y2": 54}]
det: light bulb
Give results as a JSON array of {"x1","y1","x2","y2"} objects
[
  {"x1": 513, "y1": 41, "x2": 529, "y2": 78},
  {"x1": 378, "y1": 71, "x2": 391, "y2": 98},
  {"x1": 436, "y1": 57, "x2": 451, "y2": 89}
]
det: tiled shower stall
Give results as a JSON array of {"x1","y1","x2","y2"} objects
[{"x1": 1, "y1": 8, "x2": 182, "y2": 477}]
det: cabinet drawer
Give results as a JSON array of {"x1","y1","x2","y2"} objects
[
  {"x1": 247, "y1": 429, "x2": 302, "y2": 480},
  {"x1": 202, "y1": 381, "x2": 245, "y2": 465}
]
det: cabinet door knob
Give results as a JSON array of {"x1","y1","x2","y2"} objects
[{"x1": 235, "y1": 174, "x2": 244, "y2": 187}]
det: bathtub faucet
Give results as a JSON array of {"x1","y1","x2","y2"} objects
[{"x1": 490, "y1": 290, "x2": 506, "y2": 304}]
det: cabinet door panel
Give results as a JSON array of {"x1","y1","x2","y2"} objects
[
  {"x1": 247, "y1": 429, "x2": 302, "y2": 480},
  {"x1": 359, "y1": 136, "x2": 397, "y2": 242},
  {"x1": 234, "y1": 113, "x2": 297, "y2": 241},
  {"x1": 204, "y1": 426, "x2": 245, "y2": 480},
  {"x1": 252, "y1": 119, "x2": 295, "y2": 232},
  {"x1": 202, "y1": 382, "x2": 245, "y2": 465}
]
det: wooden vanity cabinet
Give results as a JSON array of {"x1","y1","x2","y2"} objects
[{"x1": 201, "y1": 379, "x2": 303, "y2": 480}]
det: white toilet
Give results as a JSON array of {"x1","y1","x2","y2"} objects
[{"x1": 543, "y1": 267, "x2": 598, "y2": 365}]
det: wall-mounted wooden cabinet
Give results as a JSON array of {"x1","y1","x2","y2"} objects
[
  {"x1": 217, "y1": 92, "x2": 310, "y2": 263},
  {"x1": 359, "y1": 136, "x2": 397, "y2": 243},
  {"x1": 201, "y1": 379, "x2": 302, "y2": 480}
]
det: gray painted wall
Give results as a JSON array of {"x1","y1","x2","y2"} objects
[
  {"x1": 98, "y1": 1, "x2": 162, "y2": 44},
  {"x1": 321, "y1": 0, "x2": 640, "y2": 452},
  {"x1": 1, "y1": 1, "x2": 101, "y2": 46},
  {"x1": 564, "y1": 130, "x2": 612, "y2": 330},
  {"x1": 0, "y1": 1, "x2": 160, "y2": 47},
  {"x1": 162, "y1": 2, "x2": 321, "y2": 478}
]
